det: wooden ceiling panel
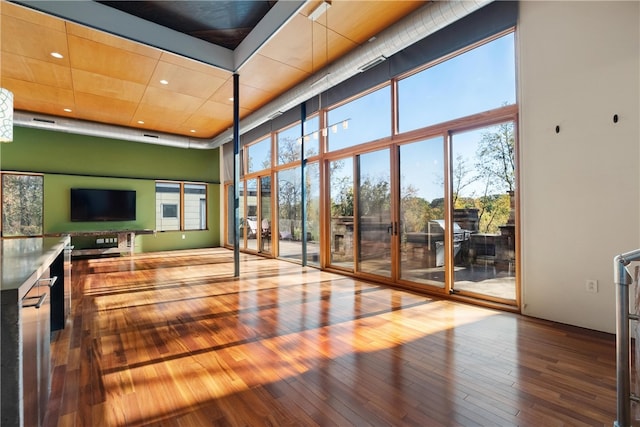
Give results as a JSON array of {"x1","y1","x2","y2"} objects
[
  {"x1": 239, "y1": 53, "x2": 310, "y2": 95},
  {"x1": 73, "y1": 92, "x2": 138, "y2": 126},
  {"x1": 207, "y1": 79, "x2": 271, "y2": 112},
  {"x1": 72, "y1": 69, "x2": 146, "y2": 103},
  {"x1": 2, "y1": 1, "x2": 65, "y2": 32},
  {"x1": 139, "y1": 86, "x2": 205, "y2": 112},
  {"x1": 130, "y1": 104, "x2": 196, "y2": 135},
  {"x1": 133, "y1": 105, "x2": 191, "y2": 125},
  {"x1": 237, "y1": 83, "x2": 273, "y2": 111},
  {"x1": 257, "y1": 14, "x2": 314, "y2": 74},
  {"x1": 180, "y1": 114, "x2": 229, "y2": 138},
  {"x1": 194, "y1": 99, "x2": 252, "y2": 124},
  {"x1": 2, "y1": 51, "x2": 72, "y2": 89},
  {"x1": 322, "y1": 1, "x2": 427, "y2": 45},
  {"x1": 67, "y1": 35, "x2": 158, "y2": 84},
  {"x1": 148, "y1": 61, "x2": 226, "y2": 100},
  {"x1": 1, "y1": 14, "x2": 69, "y2": 63},
  {"x1": 4, "y1": 77, "x2": 74, "y2": 110}
]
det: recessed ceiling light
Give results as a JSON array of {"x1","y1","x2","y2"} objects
[
  {"x1": 228, "y1": 97, "x2": 234, "y2": 102},
  {"x1": 137, "y1": 120, "x2": 145, "y2": 124},
  {"x1": 160, "y1": 79, "x2": 169, "y2": 85},
  {"x1": 63, "y1": 108, "x2": 72, "y2": 112},
  {"x1": 51, "y1": 52, "x2": 64, "y2": 59},
  {"x1": 190, "y1": 129, "x2": 196, "y2": 133}
]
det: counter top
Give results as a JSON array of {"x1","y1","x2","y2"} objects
[
  {"x1": 46, "y1": 229, "x2": 155, "y2": 237},
  {"x1": 0, "y1": 236, "x2": 70, "y2": 298}
]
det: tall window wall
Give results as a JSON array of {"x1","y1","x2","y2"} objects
[{"x1": 226, "y1": 30, "x2": 517, "y2": 305}]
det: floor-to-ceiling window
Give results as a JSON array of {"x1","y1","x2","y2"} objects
[{"x1": 226, "y1": 28, "x2": 518, "y2": 307}]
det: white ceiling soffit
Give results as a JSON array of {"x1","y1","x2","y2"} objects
[
  {"x1": 13, "y1": 0, "x2": 492, "y2": 150},
  {"x1": 11, "y1": 0, "x2": 306, "y2": 72}
]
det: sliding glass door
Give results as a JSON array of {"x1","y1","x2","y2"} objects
[
  {"x1": 357, "y1": 149, "x2": 392, "y2": 278},
  {"x1": 328, "y1": 157, "x2": 354, "y2": 270},
  {"x1": 398, "y1": 137, "x2": 446, "y2": 288},
  {"x1": 259, "y1": 176, "x2": 272, "y2": 254},
  {"x1": 450, "y1": 122, "x2": 516, "y2": 302}
]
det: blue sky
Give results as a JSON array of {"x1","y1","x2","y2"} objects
[{"x1": 249, "y1": 33, "x2": 516, "y2": 204}]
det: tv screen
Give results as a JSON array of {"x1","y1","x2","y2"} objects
[{"x1": 70, "y1": 188, "x2": 136, "y2": 222}]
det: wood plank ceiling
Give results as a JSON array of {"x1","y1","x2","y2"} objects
[{"x1": 0, "y1": 0, "x2": 426, "y2": 140}]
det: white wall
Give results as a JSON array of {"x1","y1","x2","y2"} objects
[{"x1": 518, "y1": 1, "x2": 640, "y2": 332}]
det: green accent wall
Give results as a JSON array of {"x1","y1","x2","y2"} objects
[
  {"x1": 2, "y1": 126, "x2": 221, "y2": 252},
  {"x1": 3, "y1": 127, "x2": 219, "y2": 181}
]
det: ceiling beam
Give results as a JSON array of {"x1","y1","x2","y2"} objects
[
  {"x1": 234, "y1": 0, "x2": 306, "y2": 72},
  {"x1": 10, "y1": 0, "x2": 235, "y2": 71}
]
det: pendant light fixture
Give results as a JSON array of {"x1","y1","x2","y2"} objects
[{"x1": 0, "y1": 88, "x2": 14, "y2": 142}]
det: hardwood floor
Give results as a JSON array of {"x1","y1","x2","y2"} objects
[{"x1": 44, "y1": 248, "x2": 617, "y2": 426}]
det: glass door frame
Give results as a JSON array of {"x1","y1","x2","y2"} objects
[
  {"x1": 321, "y1": 106, "x2": 520, "y2": 307},
  {"x1": 447, "y1": 119, "x2": 519, "y2": 306}
]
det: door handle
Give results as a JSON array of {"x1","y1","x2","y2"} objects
[
  {"x1": 388, "y1": 222, "x2": 398, "y2": 235},
  {"x1": 38, "y1": 276, "x2": 58, "y2": 288},
  {"x1": 23, "y1": 293, "x2": 47, "y2": 309}
]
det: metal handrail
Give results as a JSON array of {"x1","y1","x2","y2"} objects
[{"x1": 614, "y1": 249, "x2": 640, "y2": 427}]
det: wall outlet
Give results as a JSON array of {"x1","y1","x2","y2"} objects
[
  {"x1": 182, "y1": 234, "x2": 186, "y2": 239},
  {"x1": 586, "y1": 279, "x2": 598, "y2": 293}
]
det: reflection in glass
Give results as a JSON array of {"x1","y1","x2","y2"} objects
[
  {"x1": 329, "y1": 158, "x2": 354, "y2": 269},
  {"x1": 358, "y1": 149, "x2": 391, "y2": 278},
  {"x1": 451, "y1": 122, "x2": 516, "y2": 301},
  {"x1": 226, "y1": 184, "x2": 234, "y2": 246},
  {"x1": 303, "y1": 115, "x2": 320, "y2": 158},
  {"x1": 155, "y1": 182, "x2": 180, "y2": 231},
  {"x1": 246, "y1": 178, "x2": 258, "y2": 251},
  {"x1": 184, "y1": 183, "x2": 206, "y2": 230},
  {"x1": 305, "y1": 162, "x2": 320, "y2": 265},
  {"x1": 277, "y1": 124, "x2": 302, "y2": 165},
  {"x1": 238, "y1": 181, "x2": 246, "y2": 249},
  {"x1": 278, "y1": 167, "x2": 302, "y2": 261},
  {"x1": 260, "y1": 176, "x2": 272, "y2": 254},
  {"x1": 399, "y1": 137, "x2": 445, "y2": 288}
]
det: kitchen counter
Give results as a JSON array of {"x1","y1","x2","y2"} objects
[
  {"x1": 1, "y1": 236, "x2": 70, "y2": 297},
  {"x1": 1, "y1": 235, "x2": 71, "y2": 427}
]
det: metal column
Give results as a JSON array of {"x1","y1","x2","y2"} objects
[{"x1": 233, "y1": 73, "x2": 240, "y2": 277}]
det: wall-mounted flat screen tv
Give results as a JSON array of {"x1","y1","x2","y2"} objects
[{"x1": 70, "y1": 188, "x2": 136, "y2": 222}]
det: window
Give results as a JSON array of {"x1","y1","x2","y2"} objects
[
  {"x1": 277, "y1": 123, "x2": 302, "y2": 165},
  {"x1": 246, "y1": 136, "x2": 271, "y2": 173},
  {"x1": 2, "y1": 173, "x2": 43, "y2": 237},
  {"x1": 156, "y1": 181, "x2": 207, "y2": 231},
  {"x1": 327, "y1": 85, "x2": 391, "y2": 152},
  {"x1": 303, "y1": 115, "x2": 320, "y2": 159},
  {"x1": 184, "y1": 183, "x2": 206, "y2": 230},
  {"x1": 162, "y1": 204, "x2": 178, "y2": 218},
  {"x1": 397, "y1": 32, "x2": 516, "y2": 133}
]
